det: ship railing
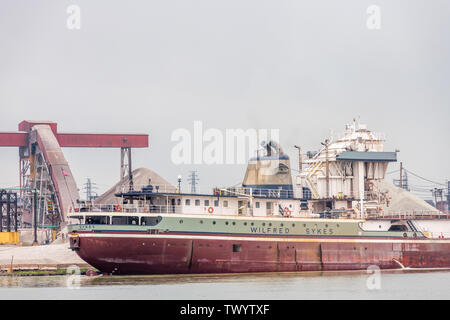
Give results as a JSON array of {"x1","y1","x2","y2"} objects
[
  {"x1": 116, "y1": 184, "x2": 178, "y2": 194},
  {"x1": 377, "y1": 210, "x2": 450, "y2": 220},
  {"x1": 114, "y1": 183, "x2": 379, "y2": 201},
  {"x1": 116, "y1": 184, "x2": 218, "y2": 195},
  {"x1": 76, "y1": 203, "x2": 233, "y2": 215},
  {"x1": 215, "y1": 187, "x2": 373, "y2": 200},
  {"x1": 215, "y1": 186, "x2": 297, "y2": 199},
  {"x1": 332, "y1": 131, "x2": 386, "y2": 142}
]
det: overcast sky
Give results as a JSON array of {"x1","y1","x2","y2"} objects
[{"x1": 0, "y1": 0, "x2": 449, "y2": 200}]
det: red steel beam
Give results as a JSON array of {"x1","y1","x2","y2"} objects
[
  {"x1": 56, "y1": 133, "x2": 148, "y2": 148},
  {"x1": 0, "y1": 132, "x2": 27, "y2": 147},
  {"x1": 0, "y1": 131, "x2": 148, "y2": 148},
  {"x1": 1, "y1": 120, "x2": 149, "y2": 148},
  {"x1": 19, "y1": 121, "x2": 58, "y2": 135}
]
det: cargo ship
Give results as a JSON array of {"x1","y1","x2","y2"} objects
[{"x1": 68, "y1": 121, "x2": 450, "y2": 275}]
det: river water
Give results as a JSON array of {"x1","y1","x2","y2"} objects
[{"x1": 0, "y1": 270, "x2": 449, "y2": 300}]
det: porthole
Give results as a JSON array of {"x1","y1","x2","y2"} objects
[
  {"x1": 269, "y1": 223, "x2": 272, "y2": 226},
  {"x1": 225, "y1": 221, "x2": 229, "y2": 225},
  {"x1": 337, "y1": 224, "x2": 340, "y2": 227},
  {"x1": 213, "y1": 221, "x2": 216, "y2": 225},
  {"x1": 262, "y1": 223, "x2": 266, "y2": 226},
  {"x1": 325, "y1": 224, "x2": 328, "y2": 228},
  {"x1": 251, "y1": 222, "x2": 254, "y2": 226},
  {"x1": 232, "y1": 222, "x2": 236, "y2": 225},
  {"x1": 244, "y1": 222, "x2": 247, "y2": 226},
  {"x1": 292, "y1": 223, "x2": 295, "y2": 227},
  {"x1": 179, "y1": 220, "x2": 183, "y2": 224},
  {"x1": 303, "y1": 224, "x2": 306, "y2": 227},
  {"x1": 200, "y1": 220, "x2": 203, "y2": 224},
  {"x1": 281, "y1": 223, "x2": 284, "y2": 227}
]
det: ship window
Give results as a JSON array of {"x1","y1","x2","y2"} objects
[
  {"x1": 195, "y1": 200, "x2": 200, "y2": 206},
  {"x1": 112, "y1": 216, "x2": 128, "y2": 225},
  {"x1": 128, "y1": 216, "x2": 139, "y2": 225},
  {"x1": 255, "y1": 202, "x2": 260, "y2": 208},
  {"x1": 204, "y1": 200, "x2": 210, "y2": 206},
  {"x1": 85, "y1": 216, "x2": 110, "y2": 225},
  {"x1": 185, "y1": 199, "x2": 191, "y2": 206},
  {"x1": 266, "y1": 202, "x2": 272, "y2": 209},
  {"x1": 141, "y1": 216, "x2": 161, "y2": 226},
  {"x1": 233, "y1": 244, "x2": 242, "y2": 253},
  {"x1": 177, "y1": 199, "x2": 181, "y2": 206},
  {"x1": 223, "y1": 201, "x2": 228, "y2": 207},
  {"x1": 214, "y1": 200, "x2": 219, "y2": 207}
]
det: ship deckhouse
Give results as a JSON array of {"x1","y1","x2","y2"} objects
[
  {"x1": 102, "y1": 121, "x2": 397, "y2": 220},
  {"x1": 296, "y1": 120, "x2": 397, "y2": 218}
]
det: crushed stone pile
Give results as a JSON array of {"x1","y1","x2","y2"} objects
[{"x1": 375, "y1": 179, "x2": 438, "y2": 213}]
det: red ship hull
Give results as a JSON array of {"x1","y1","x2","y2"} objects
[{"x1": 71, "y1": 232, "x2": 450, "y2": 275}]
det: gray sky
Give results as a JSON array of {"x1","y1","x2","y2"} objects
[{"x1": 1, "y1": 0, "x2": 449, "y2": 200}]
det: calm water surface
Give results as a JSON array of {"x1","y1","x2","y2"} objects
[{"x1": 0, "y1": 270, "x2": 449, "y2": 299}]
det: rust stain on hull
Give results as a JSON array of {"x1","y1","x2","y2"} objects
[{"x1": 73, "y1": 235, "x2": 450, "y2": 275}]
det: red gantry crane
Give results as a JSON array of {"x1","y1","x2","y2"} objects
[{"x1": 0, "y1": 121, "x2": 148, "y2": 228}]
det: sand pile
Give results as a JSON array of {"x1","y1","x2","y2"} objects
[{"x1": 95, "y1": 168, "x2": 175, "y2": 205}]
